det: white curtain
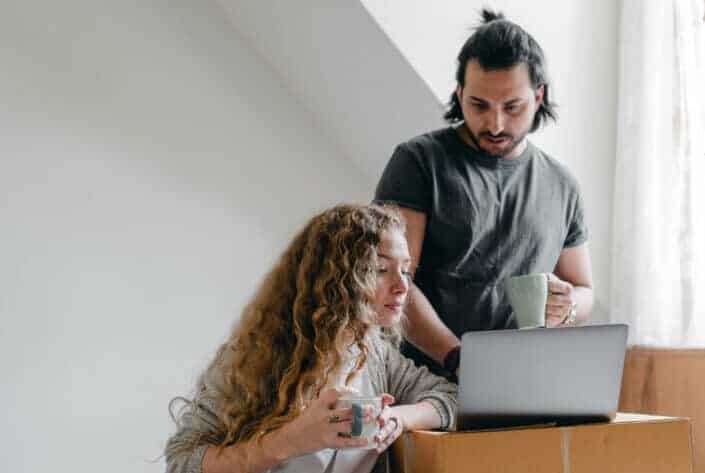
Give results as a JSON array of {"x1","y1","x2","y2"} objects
[{"x1": 611, "y1": 0, "x2": 705, "y2": 347}]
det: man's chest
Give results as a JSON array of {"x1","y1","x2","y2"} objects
[{"x1": 424, "y1": 166, "x2": 566, "y2": 271}]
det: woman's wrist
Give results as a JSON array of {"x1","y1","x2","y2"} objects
[
  {"x1": 262, "y1": 426, "x2": 296, "y2": 465},
  {"x1": 389, "y1": 401, "x2": 441, "y2": 431}
]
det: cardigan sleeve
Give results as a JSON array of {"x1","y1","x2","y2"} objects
[
  {"x1": 381, "y1": 340, "x2": 458, "y2": 430},
  {"x1": 164, "y1": 394, "x2": 224, "y2": 473}
]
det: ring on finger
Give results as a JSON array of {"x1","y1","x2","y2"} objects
[{"x1": 328, "y1": 414, "x2": 340, "y2": 423}]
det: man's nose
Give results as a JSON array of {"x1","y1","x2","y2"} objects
[{"x1": 487, "y1": 110, "x2": 505, "y2": 135}]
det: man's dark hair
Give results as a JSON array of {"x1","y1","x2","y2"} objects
[{"x1": 444, "y1": 9, "x2": 557, "y2": 132}]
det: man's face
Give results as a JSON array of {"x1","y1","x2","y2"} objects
[{"x1": 456, "y1": 60, "x2": 544, "y2": 158}]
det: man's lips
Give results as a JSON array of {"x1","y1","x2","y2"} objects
[{"x1": 482, "y1": 135, "x2": 512, "y2": 144}]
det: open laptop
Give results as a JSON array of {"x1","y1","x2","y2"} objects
[{"x1": 457, "y1": 324, "x2": 628, "y2": 430}]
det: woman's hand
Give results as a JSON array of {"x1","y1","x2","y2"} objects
[
  {"x1": 373, "y1": 394, "x2": 404, "y2": 453},
  {"x1": 272, "y1": 388, "x2": 369, "y2": 459}
]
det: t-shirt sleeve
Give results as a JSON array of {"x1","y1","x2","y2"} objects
[
  {"x1": 373, "y1": 143, "x2": 431, "y2": 213},
  {"x1": 564, "y1": 186, "x2": 588, "y2": 248}
]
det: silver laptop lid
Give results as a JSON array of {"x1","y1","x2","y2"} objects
[{"x1": 457, "y1": 324, "x2": 628, "y2": 429}]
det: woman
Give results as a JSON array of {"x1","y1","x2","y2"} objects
[{"x1": 165, "y1": 204, "x2": 456, "y2": 473}]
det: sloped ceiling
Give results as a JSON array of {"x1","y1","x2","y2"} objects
[{"x1": 216, "y1": 0, "x2": 445, "y2": 184}]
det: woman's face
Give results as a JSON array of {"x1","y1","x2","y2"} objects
[{"x1": 373, "y1": 229, "x2": 411, "y2": 327}]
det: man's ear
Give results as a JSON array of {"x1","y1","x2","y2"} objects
[
  {"x1": 456, "y1": 84, "x2": 463, "y2": 104},
  {"x1": 535, "y1": 84, "x2": 545, "y2": 106}
]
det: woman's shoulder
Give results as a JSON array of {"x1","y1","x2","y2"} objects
[{"x1": 365, "y1": 329, "x2": 402, "y2": 365}]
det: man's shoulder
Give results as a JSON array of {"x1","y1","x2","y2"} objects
[
  {"x1": 528, "y1": 143, "x2": 581, "y2": 189},
  {"x1": 396, "y1": 126, "x2": 456, "y2": 154}
]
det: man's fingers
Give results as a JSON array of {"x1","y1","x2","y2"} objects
[
  {"x1": 548, "y1": 280, "x2": 570, "y2": 294},
  {"x1": 546, "y1": 305, "x2": 568, "y2": 317}
]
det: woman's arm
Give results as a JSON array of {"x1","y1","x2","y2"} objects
[
  {"x1": 166, "y1": 388, "x2": 368, "y2": 473},
  {"x1": 371, "y1": 399, "x2": 442, "y2": 453},
  {"x1": 365, "y1": 339, "x2": 458, "y2": 453},
  {"x1": 201, "y1": 430, "x2": 289, "y2": 473},
  {"x1": 389, "y1": 401, "x2": 442, "y2": 431},
  {"x1": 384, "y1": 341, "x2": 457, "y2": 430}
]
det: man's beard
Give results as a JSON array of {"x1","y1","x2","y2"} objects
[{"x1": 465, "y1": 124, "x2": 527, "y2": 158}]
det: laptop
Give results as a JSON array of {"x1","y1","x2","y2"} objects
[{"x1": 457, "y1": 324, "x2": 628, "y2": 430}]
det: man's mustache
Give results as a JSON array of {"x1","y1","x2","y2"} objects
[{"x1": 479, "y1": 132, "x2": 514, "y2": 140}]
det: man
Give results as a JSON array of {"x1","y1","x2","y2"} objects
[{"x1": 374, "y1": 9, "x2": 593, "y2": 378}]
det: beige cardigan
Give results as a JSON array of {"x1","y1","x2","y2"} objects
[{"x1": 165, "y1": 331, "x2": 457, "y2": 473}]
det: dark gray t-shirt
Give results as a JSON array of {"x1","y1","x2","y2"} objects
[{"x1": 375, "y1": 126, "x2": 588, "y2": 340}]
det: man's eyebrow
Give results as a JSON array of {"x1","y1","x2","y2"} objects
[{"x1": 469, "y1": 96, "x2": 524, "y2": 105}]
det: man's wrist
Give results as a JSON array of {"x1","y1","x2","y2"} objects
[{"x1": 442, "y1": 345, "x2": 461, "y2": 373}]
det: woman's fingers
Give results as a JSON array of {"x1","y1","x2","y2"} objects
[
  {"x1": 375, "y1": 416, "x2": 401, "y2": 453},
  {"x1": 381, "y1": 393, "x2": 395, "y2": 408},
  {"x1": 317, "y1": 387, "x2": 360, "y2": 408},
  {"x1": 372, "y1": 405, "x2": 403, "y2": 452},
  {"x1": 331, "y1": 434, "x2": 369, "y2": 449},
  {"x1": 325, "y1": 406, "x2": 355, "y2": 423}
]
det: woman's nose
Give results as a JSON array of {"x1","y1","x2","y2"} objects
[{"x1": 393, "y1": 272, "x2": 409, "y2": 293}]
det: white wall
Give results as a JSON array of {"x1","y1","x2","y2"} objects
[
  {"x1": 0, "y1": 1, "x2": 369, "y2": 472},
  {"x1": 217, "y1": 0, "x2": 446, "y2": 183},
  {"x1": 361, "y1": 0, "x2": 620, "y2": 322}
]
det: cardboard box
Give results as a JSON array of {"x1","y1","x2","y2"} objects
[
  {"x1": 391, "y1": 413, "x2": 692, "y2": 473},
  {"x1": 620, "y1": 348, "x2": 705, "y2": 473}
]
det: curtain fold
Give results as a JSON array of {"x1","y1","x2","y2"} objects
[{"x1": 611, "y1": 0, "x2": 705, "y2": 347}]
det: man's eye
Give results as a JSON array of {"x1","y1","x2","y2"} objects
[
  {"x1": 506, "y1": 103, "x2": 522, "y2": 113},
  {"x1": 471, "y1": 102, "x2": 488, "y2": 110}
]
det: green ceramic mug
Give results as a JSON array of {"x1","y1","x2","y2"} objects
[{"x1": 506, "y1": 273, "x2": 548, "y2": 328}]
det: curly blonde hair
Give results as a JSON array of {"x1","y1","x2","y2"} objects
[{"x1": 170, "y1": 203, "x2": 405, "y2": 453}]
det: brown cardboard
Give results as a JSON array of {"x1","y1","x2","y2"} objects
[
  {"x1": 391, "y1": 413, "x2": 692, "y2": 473},
  {"x1": 619, "y1": 348, "x2": 705, "y2": 473}
]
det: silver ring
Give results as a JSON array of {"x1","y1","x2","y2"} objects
[{"x1": 563, "y1": 303, "x2": 577, "y2": 325}]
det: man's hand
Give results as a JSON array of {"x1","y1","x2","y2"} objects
[{"x1": 545, "y1": 273, "x2": 576, "y2": 327}]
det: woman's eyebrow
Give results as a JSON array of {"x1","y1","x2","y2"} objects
[{"x1": 378, "y1": 253, "x2": 411, "y2": 263}]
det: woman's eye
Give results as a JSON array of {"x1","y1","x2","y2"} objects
[{"x1": 377, "y1": 267, "x2": 388, "y2": 273}]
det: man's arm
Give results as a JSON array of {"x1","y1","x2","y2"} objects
[
  {"x1": 399, "y1": 208, "x2": 459, "y2": 364},
  {"x1": 547, "y1": 242, "x2": 594, "y2": 326}
]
